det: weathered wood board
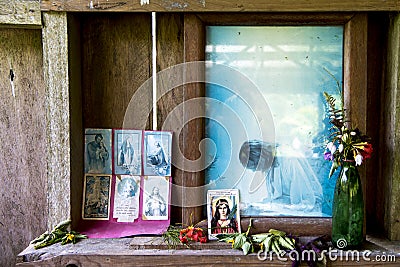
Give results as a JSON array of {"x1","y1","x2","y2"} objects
[
  {"x1": 0, "y1": 27, "x2": 46, "y2": 267},
  {"x1": 384, "y1": 13, "x2": 400, "y2": 241},
  {"x1": 40, "y1": 0, "x2": 400, "y2": 12},
  {"x1": 16, "y1": 236, "x2": 400, "y2": 266},
  {"x1": 0, "y1": 0, "x2": 41, "y2": 26}
]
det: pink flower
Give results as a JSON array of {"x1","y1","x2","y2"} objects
[{"x1": 324, "y1": 151, "x2": 333, "y2": 161}]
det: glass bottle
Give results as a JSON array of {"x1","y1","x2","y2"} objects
[{"x1": 331, "y1": 161, "x2": 364, "y2": 249}]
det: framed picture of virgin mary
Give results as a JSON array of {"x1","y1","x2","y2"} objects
[{"x1": 114, "y1": 129, "x2": 142, "y2": 175}]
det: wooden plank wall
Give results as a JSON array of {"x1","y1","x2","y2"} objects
[
  {"x1": 0, "y1": 28, "x2": 46, "y2": 267},
  {"x1": 77, "y1": 12, "x2": 152, "y2": 227},
  {"x1": 81, "y1": 13, "x2": 152, "y2": 129}
]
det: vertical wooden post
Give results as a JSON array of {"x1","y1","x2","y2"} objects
[
  {"x1": 156, "y1": 13, "x2": 185, "y2": 224},
  {"x1": 180, "y1": 14, "x2": 205, "y2": 225},
  {"x1": 344, "y1": 13, "x2": 368, "y2": 132},
  {"x1": 42, "y1": 12, "x2": 71, "y2": 230},
  {"x1": 344, "y1": 13, "x2": 368, "y2": 237},
  {"x1": 384, "y1": 13, "x2": 400, "y2": 241}
]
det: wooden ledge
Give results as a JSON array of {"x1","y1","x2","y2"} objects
[{"x1": 17, "y1": 236, "x2": 400, "y2": 266}]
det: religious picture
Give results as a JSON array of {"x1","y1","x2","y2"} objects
[
  {"x1": 142, "y1": 176, "x2": 170, "y2": 220},
  {"x1": 207, "y1": 189, "x2": 241, "y2": 240},
  {"x1": 114, "y1": 129, "x2": 142, "y2": 175},
  {"x1": 205, "y1": 26, "x2": 344, "y2": 217},
  {"x1": 82, "y1": 174, "x2": 111, "y2": 220},
  {"x1": 85, "y1": 128, "x2": 112, "y2": 174},
  {"x1": 143, "y1": 131, "x2": 172, "y2": 176},
  {"x1": 113, "y1": 175, "x2": 141, "y2": 222}
]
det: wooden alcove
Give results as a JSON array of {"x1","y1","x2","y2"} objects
[{"x1": 12, "y1": 0, "x2": 400, "y2": 265}]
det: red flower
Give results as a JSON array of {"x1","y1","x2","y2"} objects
[
  {"x1": 179, "y1": 234, "x2": 188, "y2": 244},
  {"x1": 192, "y1": 232, "x2": 198, "y2": 241},
  {"x1": 199, "y1": 236, "x2": 207, "y2": 243},
  {"x1": 180, "y1": 228, "x2": 187, "y2": 235},
  {"x1": 196, "y1": 229, "x2": 203, "y2": 238},
  {"x1": 186, "y1": 228, "x2": 194, "y2": 239},
  {"x1": 176, "y1": 226, "x2": 206, "y2": 244},
  {"x1": 361, "y1": 143, "x2": 373, "y2": 159}
]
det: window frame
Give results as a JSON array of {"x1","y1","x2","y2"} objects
[{"x1": 177, "y1": 12, "x2": 368, "y2": 236}]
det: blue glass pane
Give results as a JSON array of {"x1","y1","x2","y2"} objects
[{"x1": 205, "y1": 26, "x2": 343, "y2": 217}]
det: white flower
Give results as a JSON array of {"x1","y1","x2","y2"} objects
[
  {"x1": 326, "y1": 142, "x2": 333, "y2": 151},
  {"x1": 338, "y1": 144, "x2": 344, "y2": 153},
  {"x1": 355, "y1": 154, "x2": 363, "y2": 166},
  {"x1": 331, "y1": 145, "x2": 337, "y2": 154},
  {"x1": 350, "y1": 131, "x2": 357, "y2": 136}
]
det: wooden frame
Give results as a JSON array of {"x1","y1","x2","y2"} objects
[{"x1": 175, "y1": 12, "x2": 369, "y2": 236}]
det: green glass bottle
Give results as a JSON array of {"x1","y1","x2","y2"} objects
[{"x1": 331, "y1": 161, "x2": 364, "y2": 249}]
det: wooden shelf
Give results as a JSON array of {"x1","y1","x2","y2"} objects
[{"x1": 17, "y1": 236, "x2": 400, "y2": 266}]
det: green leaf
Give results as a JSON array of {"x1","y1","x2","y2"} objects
[
  {"x1": 217, "y1": 233, "x2": 238, "y2": 242},
  {"x1": 242, "y1": 241, "x2": 252, "y2": 255},
  {"x1": 329, "y1": 160, "x2": 339, "y2": 178},
  {"x1": 234, "y1": 234, "x2": 246, "y2": 249}
]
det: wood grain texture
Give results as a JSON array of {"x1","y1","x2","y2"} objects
[
  {"x1": 344, "y1": 14, "x2": 368, "y2": 133},
  {"x1": 42, "y1": 12, "x2": 72, "y2": 231},
  {"x1": 343, "y1": 13, "x2": 368, "y2": 236},
  {"x1": 81, "y1": 13, "x2": 152, "y2": 129},
  {"x1": 384, "y1": 13, "x2": 400, "y2": 241},
  {"x1": 197, "y1": 12, "x2": 355, "y2": 25},
  {"x1": 180, "y1": 14, "x2": 205, "y2": 225},
  {"x1": 0, "y1": 0, "x2": 41, "y2": 26},
  {"x1": 0, "y1": 27, "x2": 46, "y2": 267},
  {"x1": 40, "y1": 0, "x2": 400, "y2": 12},
  {"x1": 388, "y1": 13, "x2": 400, "y2": 241},
  {"x1": 155, "y1": 13, "x2": 185, "y2": 224}
]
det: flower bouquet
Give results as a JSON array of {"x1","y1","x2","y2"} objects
[
  {"x1": 162, "y1": 222, "x2": 207, "y2": 249},
  {"x1": 323, "y1": 92, "x2": 373, "y2": 176},
  {"x1": 323, "y1": 91, "x2": 372, "y2": 249}
]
